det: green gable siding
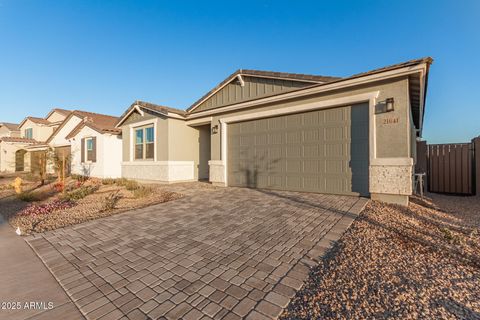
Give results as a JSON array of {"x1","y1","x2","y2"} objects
[
  {"x1": 193, "y1": 76, "x2": 315, "y2": 113},
  {"x1": 122, "y1": 109, "x2": 159, "y2": 126}
]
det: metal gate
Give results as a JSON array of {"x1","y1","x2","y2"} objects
[
  {"x1": 15, "y1": 149, "x2": 27, "y2": 172},
  {"x1": 427, "y1": 143, "x2": 475, "y2": 195}
]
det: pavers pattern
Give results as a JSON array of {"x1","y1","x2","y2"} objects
[{"x1": 26, "y1": 187, "x2": 367, "y2": 320}]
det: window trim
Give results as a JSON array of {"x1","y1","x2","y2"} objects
[
  {"x1": 24, "y1": 128, "x2": 33, "y2": 139},
  {"x1": 132, "y1": 124, "x2": 155, "y2": 161},
  {"x1": 85, "y1": 137, "x2": 94, "y2": 163}
]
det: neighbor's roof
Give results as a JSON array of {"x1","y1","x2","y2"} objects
[
  {"x1": 0, "y1": 122, "x2": 20, "y2": 131},
  {"x1": 46, "y1": 108, "x2": 71, "y2": 118},
  {"x1": 116, "y1": 100, "x2": 187, "y2": 127},
  {"x1": 0, "y1": 137, "x2": 38, "y2": 144},
  {"x1": 65, "y1": 111, "x2": 121, "y2": 139},
  {"x1": 18, "y1": 116, "x2": 51, "y2": 129},
  {"x1": 23, "y1": 116, "x2": 51, "y2": 125},
  {"x1": 187, "y1": 69, "x2": 341, "y2": 112}
]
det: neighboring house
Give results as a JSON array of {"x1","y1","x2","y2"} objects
[
  {"x1": 0, "y1": 109, "x2": 70, "y2": 173},
  {"x1": 18, "y1": 108, "x2": 70, "y2": 143},
  {"x1": 21, "y1": 109, "x2": 71, "y2": 174},
  {"x1": 0, "y1": 137, "x2": 37, "y2": 172},
  {"x1": 116, "y1": 57, "x2": 432, "y2": 205},
  {"x1": 66, "y1": 112, "x2": 122, "y2": 178},
  {"x1": 0, "y1": 123, "x2": 22, "y2": 171},
  {"x1": 0, "y1": 122, "x2": 20, "y2": 138},
  {"x1": 45, "y1": 110, "x2": 108, "y2": 173}
]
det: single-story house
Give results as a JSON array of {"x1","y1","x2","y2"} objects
[
  {"x1": 66, "y1": 112, "x2": 122, "y2": 178},
  {"x1": 116, "y1": 57, "x2": 432, "y2": 205}
]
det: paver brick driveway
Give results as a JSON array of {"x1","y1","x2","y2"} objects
[{"x1": 26, "y1": 187, "x2": 367, "y2": 320}]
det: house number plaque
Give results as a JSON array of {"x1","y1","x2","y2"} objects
[{"x1": 382, "y1": 117, "x2": 399, "y2": 125}]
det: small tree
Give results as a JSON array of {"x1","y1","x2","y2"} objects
[
  {"x1": 37, "y1": 151, "x2": 48, "y2": 185},
  {"x1": 51, "y1": 149, "x2": 71, "y2": 194}
]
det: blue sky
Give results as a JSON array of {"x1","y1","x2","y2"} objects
[{"x1": 0, "y1": 0, "x2": 479, "y2": 143}]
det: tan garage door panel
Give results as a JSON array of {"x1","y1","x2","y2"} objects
[{"x1": 227, "y1": 103, "x2": 369, "y2": 196}]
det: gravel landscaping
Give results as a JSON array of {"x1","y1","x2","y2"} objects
[
  {"x1": 0, "y1": 173, "x2": 38, "y2": 200},
  {"x1": 1, "y1": 175, "x2": 217, "y2": 235},
  {"x1": 281, "y1": 194, "x2": 480, "y2": 320}
]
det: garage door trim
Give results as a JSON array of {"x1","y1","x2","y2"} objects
[{"x1": 219, "y1": 91, "x2": 379, "y2": 187}]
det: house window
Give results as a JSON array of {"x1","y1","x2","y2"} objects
[
  {"x1": 25, "y1": 128, "x2": 33, "y2": 139},
  {"x1": 134, "y1": 125, "x2": 154, "y2": 160},
  {"x1": 86, "y1": 138, "x2": 94, "y2": 161}
]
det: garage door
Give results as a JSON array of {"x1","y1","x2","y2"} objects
[{"x1": 227, "y1": 103, "x2": 369, "y2": 196}]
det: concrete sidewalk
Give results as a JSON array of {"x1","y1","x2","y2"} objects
[{"x1": 0, "y1": 211, "x2": 84, "y2": 320}]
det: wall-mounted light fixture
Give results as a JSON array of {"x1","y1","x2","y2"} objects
[
  {"x1": 211, "y1": 125, "x2": 219, "y2": 134},
  {"x1": 385, "y1": 97, "x2": 394, "y2": 112}
]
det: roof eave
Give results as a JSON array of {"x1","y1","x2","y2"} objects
[
  {"x1": 186, "y1": 70, "x2": 335, "y2": 113},
  {"x1": 186, "y1": 58, "x2": 433, "y2": 119}
]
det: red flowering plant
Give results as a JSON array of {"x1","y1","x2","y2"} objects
[
  {"x1": 18, "y1": 199, "x2": 75, "y2": 217},
  {"x1": 52, "y1": 182, "x2": 65, "y2": 193}
]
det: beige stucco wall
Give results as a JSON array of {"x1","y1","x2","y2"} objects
[
  {"x1": 19, "y1": 119, "x2": 54, "y2": 142},
  {"x1": 168, "y1": 118, "x2": 200, "y2": 179},
  {"x1": 10, "y1": 131, "x2": 20, "y2": 138},
  {"x1": 0, "y1": 126, "x2": 14, "y2": 138},
  {"x1": 121, "y1": 110, "x2": 169, "y2": 162},
  {"x1": 46, "y1": 111, "x2": 68, "y2": 123},
  {"x1": 0, "y1": 142, "x2": 30, "y2": 172},
  {"x1": 120, "y1": 109, "x2": 198, "y2": 182}
]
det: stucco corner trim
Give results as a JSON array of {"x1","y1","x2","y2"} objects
[{"x1": 208, "y1": 160, "x2": 226, "y2": 186}]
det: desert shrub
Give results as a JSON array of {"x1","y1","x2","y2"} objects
[
  {"x1": 22, "y1": 173, "x2": 38, "y2": 182},
  {"x1": 102, "y1": 178, "x2": 116, "y2": 185},
  {"x1": 63, "y1": 185, "x2": 98, "y2": 201},
  {"x1": 18, "y1": 199, "x2": 75, "y2": 217},
  {"x1": 112, "y1": 178, "x2": 128, "y2": 186},
  {"x1": 440, "y1": 227, "x2": 462, "y2": 244},
  {"x1": 101, "y1": 191, "x2": 122, "y2": 212},
  {"x1": 133, "y1": 186, "x2": 152, "y2": 198},
  {"x1": 124, "y1": 180, "x2": 140, "y2": 191},
  {"x1": 71, "y1": 174, "x2": 89, "y2": 183},
  {"x1": 17, "y1": 191, "x2": 42, "y2": 202},
  {"x1": 0, "y1": 184, "x2": 13, "y2": 191}
]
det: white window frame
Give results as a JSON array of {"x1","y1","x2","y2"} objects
[{"x1": 129, "y1": 119, "x2": 156, "y2": 162}]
